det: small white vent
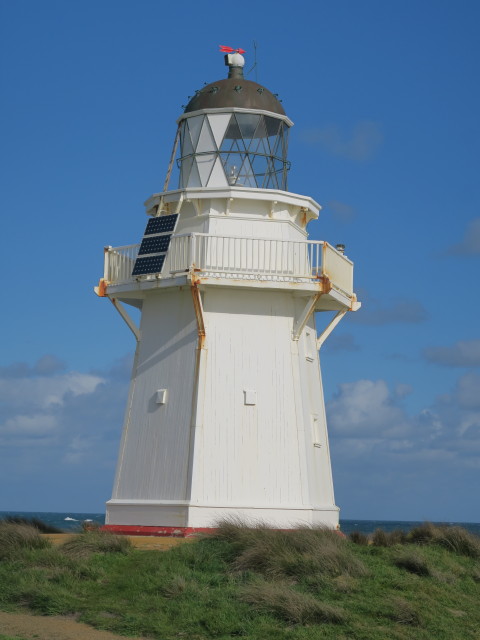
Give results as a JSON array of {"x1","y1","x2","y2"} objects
[{"x1": 156, "y1": 389, "x2": 168, "y2": 405}]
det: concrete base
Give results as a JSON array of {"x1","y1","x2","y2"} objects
[{"x1": 105, "y1": 500, "x2": 340, "y2": 531}]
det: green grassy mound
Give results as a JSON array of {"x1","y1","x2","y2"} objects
[{"x1": 0, "y1": 520, "x2": 479, "y2": 639}]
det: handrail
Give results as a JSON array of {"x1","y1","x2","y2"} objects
[{"x1": 103, "y1": 234, "x2": 353, "y2": 296}]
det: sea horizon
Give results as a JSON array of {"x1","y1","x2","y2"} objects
[{"x1": 1, "y1": 511, "x2": 479, "y2": 536}]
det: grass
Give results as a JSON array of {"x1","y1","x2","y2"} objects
[
  {"x1": 240, "y1": 579, "x2": 346, "y2": 624},
  {"x1": 214, "y1": 518, "x2": 368, "y2": 579},
  {"x1": 0, "y1": 520, "x2": 479, "y2": 639},
  {"x1": 1, "y1": 516, "x2": 64, "y2": 534},
  {"x1": 393, "y1": 550, "x2": 431, "y2": 576},
  {"x1": 349, "y1": 530, "x2": 369, "y2": 545},
  {"x1": 405, "y1": 522, "x2": 480, "y2": 557},
  {"x1": 0, "y1": 521, "x2": 51, "y2": 559},
  {"x1": 371, "y1": 528, "x2": 407, "y2": 547},
  {"x1": 60, "y1": 530, "x2": 133, "y2": 559},
  {"x1": 388, "y1": 596, "x2": 421, "y2": 626}
]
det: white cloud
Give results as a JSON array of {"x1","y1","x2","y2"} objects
[
  {"x1": 323, "y1": 332, "x2": 360, "y2": 353},
  {"x1": 300, "y1": 121, "x2": 383, "y2": 161},
  {"x1": 456, "y1": 372, "x2": 480, "y2": 408},
  {"x1": 328, "y1": 373, "x2": 480, "y2": 466},
  {"x1": 327, "y1": 379, "x2": 411, "y2": 438},
  {"x1": 325, "y1": 200, "x2": 356, "y2": 224},
  {"x1": 395, "y1": 383, "x2": 413, "y2": 398},
  {"x1": 34, "y1": 354, "x2": 66, "y2": 375},
  {"x1": 63, "y1": 435, "x2": 98, "y2": 465},
  {"x1": 2, "y1": 414, "x2": 58, "y2": 435},
  {"x1": 446, "y1": 218, "x2": 480, "y2": 256},
  {"x1": 350, "y1": 297, "x2": 428, "y2": 325},
  {"x1": 0, "y1": 354, "x2": 133, "y2": 510},
  {"x1": 0, "y1": 355, "x2": 127, "y2": 457},
  {"x1": 0, "y1": 435, "x2": 58, "y2": 448},
  {"x1": 423, "y1": 339, "x2": 480, "y2": 367},
  {"x1": 0, "y1": 372, "x2": 104, "y2": 410},
  {"x1": 327, "y1": 373, "x2": 480, "y2": 519},
  {"x1": 0, "y1": 354, "x2": 66, "y2": 378}
]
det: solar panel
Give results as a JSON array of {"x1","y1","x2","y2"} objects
[
  {"x1": 132, "y1": 213, "x2": 180, "y2": 277},
  {"x1": 144, "y1": 214, "x2": 178, "y2": 235},
  {"x1": 138, "y1": 235, "x2": 172, "y2": 256},
  {"x1": 132, "y1": 254, "x2": 166, "y2": 276}
]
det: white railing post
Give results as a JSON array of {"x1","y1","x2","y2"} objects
[
  {"x1": 104, "y1": 246, "x2": 112, "y2": 281},
  {"x1": 188, "y1": 233, "x2": 195, "y2": 270}
]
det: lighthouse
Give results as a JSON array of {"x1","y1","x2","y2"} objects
[{"x1": 96, "y1": 50, "x2": 360, "y2": 535}]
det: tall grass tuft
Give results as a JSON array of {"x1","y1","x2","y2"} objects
[
  {"x1": 349, "y1": 530, "x2": 369, "y2": 545},
  {"x1": 366, "y1": 523, "x2": 480, "y2": 558},
  {"x1": 161, "y1": 575, "x2": 188, "y2": 599},
  {"x1": 434, "y1": 526, "x2": 480, "y2": 558},
  {"x1": 240, "y1": 580, "x2": 346, "y2": 624},
  {"x1": 80, "y1": 520, "x2": 102, "y2": 532},
  {"x1": 2, "y1": 516, "x2": 64, "y2": 534},
  {"x1": 407, "y1": 523, "x2": 480, "y2": 558},
  {"x1": 371, "y1": 528, "x2": 407, "y2": 547},
  {"x1": 389, "y1": 596, "x2": 421, "y2": 626},
  {"x1": 213, "y1": 516, "x2": 270, "y2": 549},
  {"x1": 371, "y1": 528, "x2": 389, "y2": 547},
  {"x1": 0, "y1": 522, "x2": 51, "y2": 559},
  {"x1": 407, "y1": 522, "x2": 438, "y2": 545},
  {"x1": 60, "y1": 530, "x2": 132, "y2": 559},
  {"x1": 213, "y1": 518, "x2": 367, "y2": 578},
  {"x1": 394, "y1": 551, "x2": 431, "y2": 576}
]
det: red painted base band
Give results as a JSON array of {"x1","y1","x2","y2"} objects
[
  {"x1": 101, "y1": 525, "x2": 215, "y2": 537},
  {"x1": 102, "y1": 524, "x2": 344, "y2": 538}
]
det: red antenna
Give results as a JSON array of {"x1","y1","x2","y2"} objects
[{"x1": 219, "y1": 45, "x2": 246, "y2": 54}]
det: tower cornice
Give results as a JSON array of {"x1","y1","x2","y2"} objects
[
  {"x1": 177, "y1": 107, "x2": 294, "y2": 128},
  {"x1": 144, "y1": 187, "x2": 320, "y2": 220}
]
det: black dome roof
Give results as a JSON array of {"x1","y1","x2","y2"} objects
[{"x1": 184, "y1": 76, "x2": 286, "y2": 116}]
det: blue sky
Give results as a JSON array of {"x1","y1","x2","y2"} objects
[{"x1": 1, "y1": 0, "x2": 479, "y2": 522}]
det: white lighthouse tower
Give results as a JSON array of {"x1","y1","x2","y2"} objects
[{"x1": 96, "y1": 51, "x2": 360, "y2": 535}]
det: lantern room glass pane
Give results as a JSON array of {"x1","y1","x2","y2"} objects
[
  {"x1": 238, "y1": 155, "x2": 256, "y2": 187},
  {"x1": 187, "y1": 158, "x2": 202, "y2": 188},
  {"x1": 180, "y1": 120, "x2": 194, "y2": 157},
  {"x1": 196, "y1": 119, "x2": 216, "y2": 153},
  {"x1": 281, "y1": 123, "x2": 289, "y2": 157},
  {"x1": 249, "y1": 118, "x2": 268, "y2": 154},
  {"x1": 197, "y1": 153, "x2": 216, "y2": 186},
  {"x1": 207, "y1": 156, "x2": 228, "y2": 187},
  {"x1": 180, "y1": 155, "x2": 194, "y2": 188},
  {"x1": 264, "y1": 116, "x2": 281, "y2": 154},
  {"x1": 207, "y1": 113, "x2": 231, "y2": 148},
  {"x1": 250, "y1": 155, "x2": 269, "y2": 185},
  {"x1": 187, "y1": 115, "x2": 204, "y2": 148},
  {"x1": 236, "y1": 113, "x2": 261, "y2": 142},
  {"x1": 221, "y1": 116, "x2": 242, "y2": 148},
  {"x1": 221, "y1": 153, "x2": 242, "y2": 185},
  {"x1": 265, "y1": 116, "x2": 281, "y2": 136},
  {"x1": 271, "y1": 133, "x2": 283, "y2": 161}
]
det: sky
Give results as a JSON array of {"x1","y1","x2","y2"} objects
[{"x1": 1, "y1": 0, "x2": 479, "y2": 522}]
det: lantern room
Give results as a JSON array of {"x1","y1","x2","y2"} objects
[{"x1": 177, "y1": 52, "x2": 292, "y2": 191}]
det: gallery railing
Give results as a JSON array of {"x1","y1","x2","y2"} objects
[{"x1": 103, "y1": 234, "x2": 353, "y2": 296}]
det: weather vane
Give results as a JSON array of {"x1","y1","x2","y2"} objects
[{"x1": 219, "y1": 45, "x2": 246, "y2": 54}]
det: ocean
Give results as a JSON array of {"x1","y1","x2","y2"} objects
[{"x1": 1, "y1": 511, "x2": 479, "y2": 536}]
